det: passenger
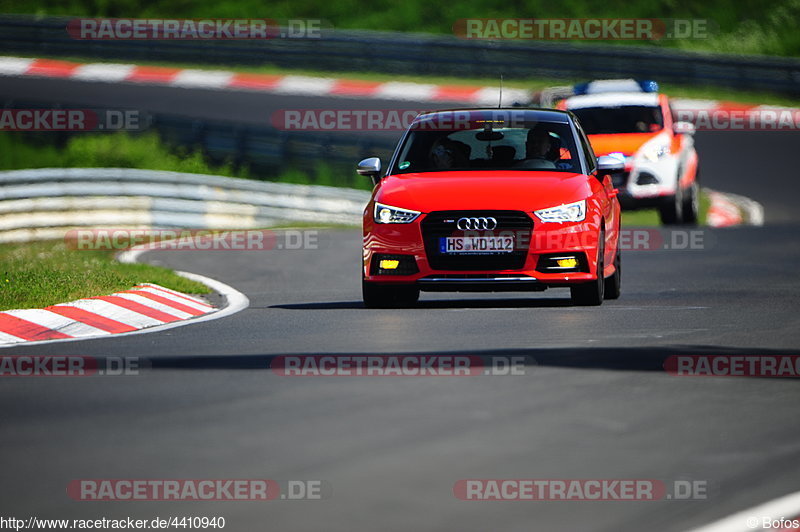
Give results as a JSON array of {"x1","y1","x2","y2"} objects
[{"x1": 429, "y1": 138, "x2": 471, "y2": 169}]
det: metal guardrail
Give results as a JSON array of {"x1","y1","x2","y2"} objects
[
  {"x1": 0, "y1": 168, "x2": 371, "y2": 242},
  {"x1": 1, "y1": 15, "x2": 799, "y2": 96}
]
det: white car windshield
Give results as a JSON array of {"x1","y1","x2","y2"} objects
[{"x1": 571, "y1": 105, "x2": 664, "y2": 134}]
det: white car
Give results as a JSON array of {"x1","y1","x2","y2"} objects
[{"x1": 559, "y1": 80, "x2": 700, "y2": 225}]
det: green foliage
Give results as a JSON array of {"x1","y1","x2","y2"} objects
[
  {"x1": 0, "y1": 132, "x2": 237, "y2": 175},
  {"x1": 0, "y1": 131, "x2": 369, "y2": 188},
  {"x1": 4, "y1": 0, "x2": 799, "y2": 55}
]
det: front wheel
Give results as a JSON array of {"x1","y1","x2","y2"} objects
[
  {"x1": 571, "y1": 232, "x2": 605, "y2": 306},
  {"x1": 659, "y1": 187, "x2": 683, "y2": 225},
  {"x1": 681, "y1": 181, "x2": 700, "y2": 226},
  {"x1": 604, "y1": 244, "x2": 621, "y2": 300},
  {"x1": 362, "y1": 281, "x2": 420, "y2": 308}
]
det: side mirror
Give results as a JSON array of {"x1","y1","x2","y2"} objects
[
  {"x1": 357, "y1": 157, "x2": 381, "y2": 176},
  {"x1": 596, "y1": 155, "x2": 625, "y2": 176},
  {"x1": 357, "y1": 157, "x2": 382, "y2": 184},
  {"x1": 673, "y1": 121, "x2": 695, "y2": 135}
]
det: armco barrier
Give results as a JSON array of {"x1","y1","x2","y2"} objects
[{"x1": 0, "y1": 168, "x2": 371, "y2": 242}]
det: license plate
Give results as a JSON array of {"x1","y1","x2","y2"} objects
[{"x1": 440, "y1": 236, "x2": 514, "y2": 254}]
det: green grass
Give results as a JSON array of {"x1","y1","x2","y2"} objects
[
  {"x1": 621, "y1": 188, "x2": 711, "y2": 226},
  {"x1": 621, "y1": 209, "x2": 661, "y2": 226},
  {"x1": 6, "y1": 0, "x2": 800, "y2": 56},
  {"x1": 0, "y1": 239, "x2": 210, "y2": 311}
]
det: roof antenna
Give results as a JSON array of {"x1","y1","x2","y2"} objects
[{"x1": 498, "y1": 75, "x2": 504, "y2": 108}]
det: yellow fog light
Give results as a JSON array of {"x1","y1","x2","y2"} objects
[
  {"x1": 556, "y1": 258, "x2": 579, "y2": 268},
  {"x1": 379, "y1": 259, "x2": 400, "y2": 270}
]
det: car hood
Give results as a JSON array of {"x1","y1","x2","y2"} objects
[
  {"x1": 374, "y1": 171, "x2": 592, "y2": 212},
  {"x1": 588, "y1": 132, "x2": 661, "y2": 157}
]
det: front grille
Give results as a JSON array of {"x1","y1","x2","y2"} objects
[
  {"x1": 635, "y1": 171, "x2": 659, "y2": 185},
  {"x1": 421, "y1": 210, "x2": 533, "y2": 270}
]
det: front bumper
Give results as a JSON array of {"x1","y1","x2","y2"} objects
[
  {"x1": 609, "y1": 158, "x2": 684, "y2": 209},
  {"x1": 417, "y1": 275, "x2": 546, "y2": 292},
  {"x1": 363, "y1": 210, "x2": 604, "y2": 291}
]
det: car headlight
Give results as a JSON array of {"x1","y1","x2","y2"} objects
[
  {"x1": 374, "y1": 202, "x2": 421, "y2": 224},
  {"x1": 642, "y1": 144, "x2": 669, "y2": 162},
  {"x1": 534, "y1": 200, "x2": 586, "y2": 223}
]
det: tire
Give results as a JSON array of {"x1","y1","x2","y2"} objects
[
  {"x1": 571, "y1": 231, "x2": 605, "y2": 306},
  {"x1": 659, "y1": 186, "x2": 683, "y2": 225},
  {"x1": 362, "y1": 280, "x2": 420, "y2": 309},
  {"x1": 681, "y1": 181, "x2": 699, "y2": 226},
  {"x1": 604, "y1": 243, "x2": 621, "y2": 300}
]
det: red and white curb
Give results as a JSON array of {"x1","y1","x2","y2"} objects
[
  {"x1": 706, "y1": 188, "x2": 765, "y2": 228},
  {"x1": 0, "y1": 56, "x2": 530, "y2": 105},
  {"x1": 0, "y1": 271, "x2": 249, "y2": 348},
  {"x1": 0, "y1": 55, "x2": 777, "y2": 113},
  {"x1": 0, "y1": 283, "x2": 214, "y2": 345},
  {"x1": 2, "y1": 56, "x2": 795, "y2": 133}
]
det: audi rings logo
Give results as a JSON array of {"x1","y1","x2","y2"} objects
[{"x1": 456, "y1": 217, "x2": 498, "y2": 230}]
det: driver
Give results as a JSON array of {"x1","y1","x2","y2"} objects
[{"x1": 515, "y1": 127, "x2": 557, "y2": 169}]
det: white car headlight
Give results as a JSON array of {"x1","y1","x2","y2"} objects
[
  {"x1": 643, "y1": 144, "x2": 670, "y2": 162},
  {"x1": 374, "y1": 202, "x2": 421, "y2": 224},
  {"x1": 534, "y1": 200, "x2": 586, "y2": 223}
]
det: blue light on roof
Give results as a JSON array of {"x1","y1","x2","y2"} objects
[
  {"x1": 638, "y1": 80, "x2": 659, "y2": 93},
  {"x1": 573, "y1": 79, "x2": 659, "y2": 95},
  {"x1": 573, "y1": 82, "x2": 590, "y2": 96}
]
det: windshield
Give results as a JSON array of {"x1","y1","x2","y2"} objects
[
  {"x1": 391, "y1": 121, "x2": 581, "y2": 174},
  {"x1": 571, "y1": 105, "x2": 664, "y2": 134}
]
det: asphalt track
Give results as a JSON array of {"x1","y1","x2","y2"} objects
[{"x1": 1, "y1": 77, "x2": 800, "y2": 531}]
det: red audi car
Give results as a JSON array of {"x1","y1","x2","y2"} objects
[{"x1": 359, "y1": 108, "x2": 623, "y2": 308}]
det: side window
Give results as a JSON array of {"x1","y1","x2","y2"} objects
[{"x1": 574, "y1": 120, "x2": 597, "y2": 173}]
